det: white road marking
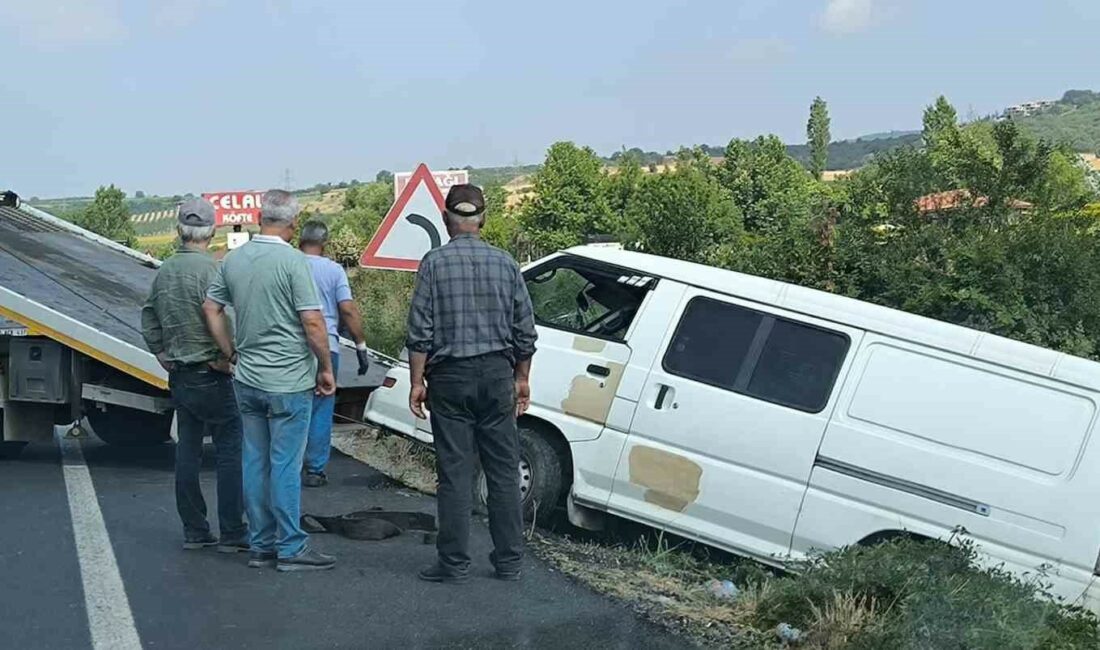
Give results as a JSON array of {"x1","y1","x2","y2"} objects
[{"x1": 57, "y1": 429, "x2": 143, "y2": 650}]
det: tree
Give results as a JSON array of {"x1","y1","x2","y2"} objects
[
  {"x1": 79, "y1": 185, "x2": 135, "y2": 246},
  {"x1": 673, "y1": 146, "x2": 715, "y2": 176},
  {"x1": 624, "y1": 166, "x2": 742, "y2": 265},
  {"x1": 134, "y1": 190, "x2": 146, "y2": 199},
  {"x1": 517, "y1": 142, "x2": 613, "y2": 255},
  {"x1": 1061, "y1": 90, "x2": 1100, "y2": 107},
  {"x1": 922, "y1": 95, "x2": 959, "y2": 147},
  {"x1": 606, "y1": 149, "x2": 645, "y2": 223},
  {"x1": 480, "y1": 184, "x2": 522, "y2": 254},
  {"x1": 375, "y1": 170, "x2": 394, "y2": 184},
  {"x1": 717, "y1": 135, "x2": 813, "y2": 232},
  {"x1": 807, "y1": 97, "x2": 831, "y2": 180},
  {"x1": 337, "y1": 181, "x2": 393, "y2": 238}
]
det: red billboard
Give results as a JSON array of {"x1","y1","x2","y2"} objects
[
  {"x1": 202, "y1": 191, "x2": 263, "y2": 226},
  {"x1": 394, "y1": 169, "x2": 468, "y2": 200}
]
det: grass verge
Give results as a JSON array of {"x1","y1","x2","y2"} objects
[
  {"x1": 332, "y1": 426, "x2": 1100, "y2": 649},
  {"x1": 332, "y1": 425, "x2": 436, "y2": 495}
]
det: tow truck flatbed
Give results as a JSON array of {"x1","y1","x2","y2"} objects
[{"x1": 0, "y1": 199, "x2": 385, "y2": 445}]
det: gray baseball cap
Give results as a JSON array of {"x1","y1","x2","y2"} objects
[{"x1": 178, "y1": 198, "x2": 216, "y2": 227}]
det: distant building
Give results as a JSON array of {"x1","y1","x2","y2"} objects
[
  {"x1": 1003, "y1": 100, "x2": 1056, "y2": 119},
  {"x1": 915, "y1": 189, "x2": 1032, "y2": 216}
]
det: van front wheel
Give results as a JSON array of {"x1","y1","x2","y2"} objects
[{"x1": 473, "y1": 425, "x2": 564, "y2": 523}]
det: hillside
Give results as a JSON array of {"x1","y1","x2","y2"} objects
[
  {"x1": 787, "y1": 132, "x2": 922, "y2": 169},
  {"x1": 1012, "y1": 90, "x2": 1100, "y2": 153}
]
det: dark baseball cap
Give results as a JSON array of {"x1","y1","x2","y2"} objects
[
  {"x1": 445, "y1": 184, "x2": 485, "y2": 217},
  {"x1": 178, "y1": 198, "x2": 216, "y2": 227}
]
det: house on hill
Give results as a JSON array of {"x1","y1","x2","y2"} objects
[
  {"x1": 1003, "y1": 100, "x2": 1056, "y2": 118},
  {"x1": 915, "y1": 189, "x2": 1033, "y2": 217}
]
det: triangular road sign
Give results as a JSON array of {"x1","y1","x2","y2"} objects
[{"x1": 359, "y1": 163, "x2": 449, "y2": 271}]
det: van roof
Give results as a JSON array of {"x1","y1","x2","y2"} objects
[{"x1": 565, "y1": 245, "x2": 1100, "y2": 392}]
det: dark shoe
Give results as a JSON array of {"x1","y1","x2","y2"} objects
[
  {"x1": 418, "y1": 564, "x2": 469, "y2": 584},
  {"x1": 303, "y1": 472, "x2": 328, "y2": 488},
  {"x1": 217, "y1": 539, "x2": 250, "y2": 554},
  {"x1": 182, "y1": 532, "x2": 218, "y2": 550},
  {"x1": 277, "y1": 548, "x2": 336, "y2": 572},
  {"x1": 495, "y1": 569, "x2": 521, "y2": 582},
  {"x1": 247, "y1": 551, "x2": 277, "y2": 569}
]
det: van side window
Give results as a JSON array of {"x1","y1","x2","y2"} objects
[
  {"x1": 663, "y1": 297, "x2": 849, "y2": 412},
  {"x1": 524, "y1": 259, "x2": 649, "y2": 341},
  {"x1": 663, "y1": 298, "x2": 763, "y2": 388},
  {"x1": 745, "y1": 319, "x2": 850, "y2": 411}
]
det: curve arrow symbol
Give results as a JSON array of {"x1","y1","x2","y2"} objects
[{"x1": 405, "y1": 213, "x2": 442, "y2": 250}]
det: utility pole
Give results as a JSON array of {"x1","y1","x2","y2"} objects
[{"x1": 282, "y1": 168, "x2": 293, "y2": 191}]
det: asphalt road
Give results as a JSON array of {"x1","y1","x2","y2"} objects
[{"x1": 0, "y1": 436, "x2": 686, "y2": 650}]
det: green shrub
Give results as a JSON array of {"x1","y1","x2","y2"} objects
[
  {"x1": 146, "y1": 240, "x2": 177, "y2": 260},
  {"x1": 326, "y1": 223, "x2": 366, "y2": 267},
  {"x1": 350, "y1": 269, "x2": 415, "y2": 357},
  {"x1": 751, "y1": 537, "x2": 1099, "y2": 649}
]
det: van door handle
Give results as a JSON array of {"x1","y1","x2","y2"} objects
[
  {"x1": 654, "y1": 384, "x2": 670, "y2": 409},
  {"x1": 587, "y1": 364, "x2": 611, "y2": 377}
]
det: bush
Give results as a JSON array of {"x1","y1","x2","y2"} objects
[
  {"x1": 751, "y1": 537, "x2": 1099, "y2": 649},
  {"x1": 350, "y1": 269, "x2": 415, "y2": 357},
  {"x1": 146, "y1": 240, "x2": 177, "y2": 260},
  {"x1": 326, "y1": 223, "x2": 366, "y2": 267}
]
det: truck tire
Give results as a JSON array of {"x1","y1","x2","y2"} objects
[
  {"x1": 84, "y1": 402, "x2": 172, "y2": 446},
  {"x1": 473, "y1": 424, "x2": 565, "y2": 523}
]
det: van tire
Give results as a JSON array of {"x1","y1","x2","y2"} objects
[
  {"x1": 84, "y1": 402, "x2": 172, "y2": 446},
  {"x1": 473, "y1": 424, "x2": 564, "y2": 523}
]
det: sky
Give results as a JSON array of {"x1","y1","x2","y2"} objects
[{"x1": 1, "y1": 0, "x2": 1098, "y2": 199}]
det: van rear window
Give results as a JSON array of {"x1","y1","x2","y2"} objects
[{"x1": 663, "y1": 297, "x2": 849, "y2": 412}]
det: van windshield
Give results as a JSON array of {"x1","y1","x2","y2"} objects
[{"x1": 525, "y1": 261, "x2": 648, "y2": 340}]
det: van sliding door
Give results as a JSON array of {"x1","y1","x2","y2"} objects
[{"x1": 609, "y1": 288, "x2": 860, "y2": 561}]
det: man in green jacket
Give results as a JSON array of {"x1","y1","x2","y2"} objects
[{"x1": 141, "y1": 198, "x2": 246, "y2": 552}]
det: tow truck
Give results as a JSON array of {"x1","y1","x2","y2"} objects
[{"x1": 0, "y1": 191, "x2": 385, "y2": 453}]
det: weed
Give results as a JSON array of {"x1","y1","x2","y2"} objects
[{"x1": 805, "y1": 592, "x2": 879, "y2": 649}]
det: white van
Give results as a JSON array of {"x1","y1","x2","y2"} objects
[{"x1": 365, "y1": 245, "x2": 1100, "y2": 611}]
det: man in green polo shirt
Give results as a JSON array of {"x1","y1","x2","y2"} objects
[
  {"x1": 203, "y1": 189, "x2": 337, "y2": 572},
  {"x1": 141, "y1": 198, "x2": 246, "y2": 553}
]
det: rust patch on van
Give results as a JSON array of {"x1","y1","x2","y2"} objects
[
  {"x1": 572, "y1": 337, "x2": 606, "y2": 354},
  {"x1": 628, "y1": 446, "x2": 701, "y2": 512},
  {"x1": 560, "y1": 362, "x2": 624, "y2": 424}
]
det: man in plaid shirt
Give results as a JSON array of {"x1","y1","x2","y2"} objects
[{"x1": 406, "y1": 184, "x2": 537, "y2": 584}]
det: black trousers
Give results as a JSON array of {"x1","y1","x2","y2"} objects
[
  {"x1": 168, "y1": 365, "x2": 246, "y2": 542},
  {"x1": 428, "y1": 353, "x2": 523, "y2": 574}
]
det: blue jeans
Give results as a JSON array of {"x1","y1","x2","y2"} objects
[
  {"x1": 305, "y1": 352, "x2": 340, "y2": 475},
  {"x1": 234, "y1": 381, "x2": 313, "y2": 559}
]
